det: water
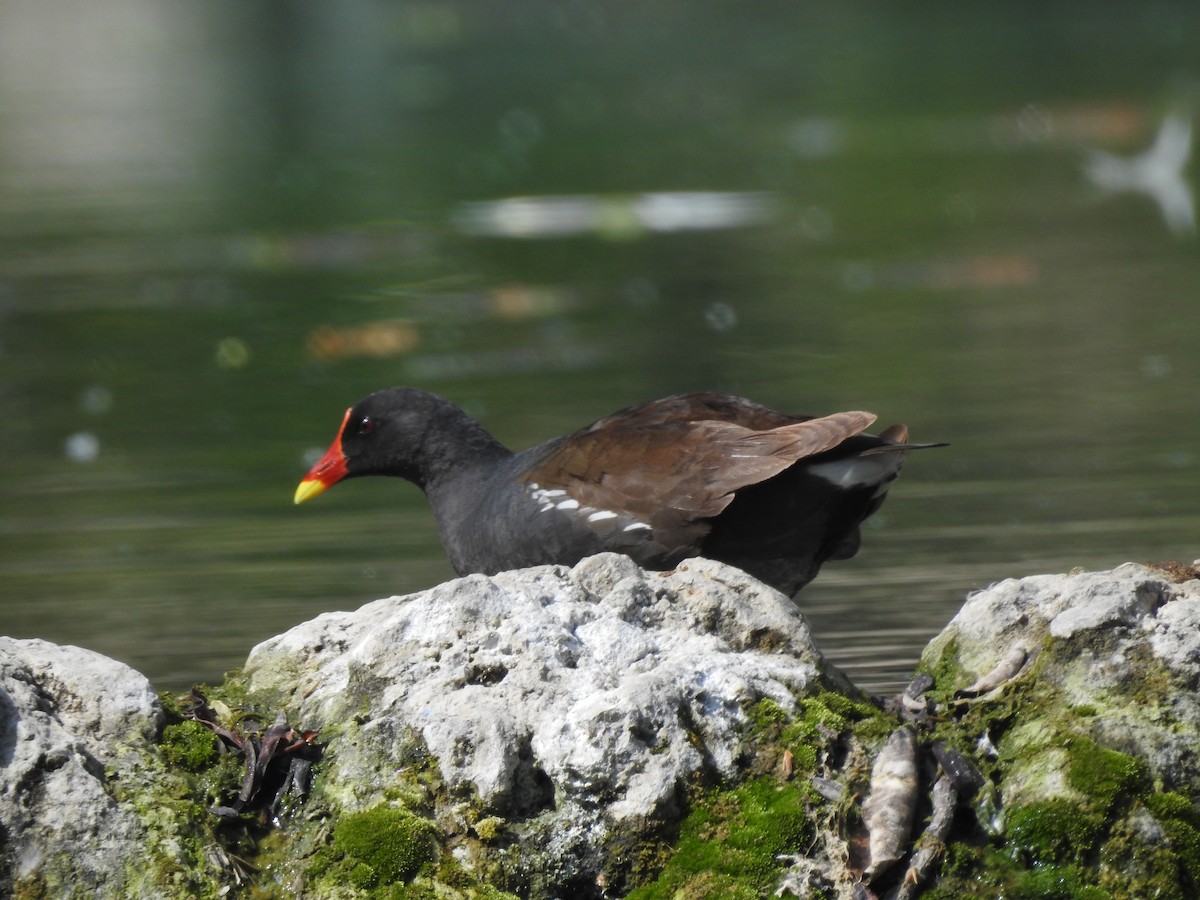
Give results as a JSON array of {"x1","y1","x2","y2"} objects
[{"x1": 2, "y1": 2, "x2": 1199, "y2": 693}]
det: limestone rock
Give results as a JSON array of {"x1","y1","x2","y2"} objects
[
  {"x1": 925, "y1": 561, "x2": 1200, "y2": 798},
  {"x1": 0, "y1": 638, "x2": 166, "y2": 897},
  {"x1": 914, "y1": 561, "x2": 1200, "y2": 898},
  {"x1": 8, "y1": 557, "x2": 1200, "y2": 898},
  {"x1": 245, "y1": 553, "x2": 841, "y2": 887}
]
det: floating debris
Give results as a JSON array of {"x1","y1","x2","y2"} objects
[
  {"x1": 899, "y1": 672, "x2": 935, "y2": 722},
  {"x1": 955, "y1": 645, "x2": 1028, "y2": 698},
  {"x1": 786, "y1": 117, "x2": 846, "y2": 159},
  {"x1": 930, "y1": 742, "x2": 984, "y2": 799},
  {"x1": 452, "y1": 191, "x2": 777, "y2": 239},
  {"x1": 895, "y1": 775, "x2": 958, "y2": 900},
  {"x1": 180, "y1": 688, "x2": 321, "y2": 824},
  {"x1": 80, "y1": 384, "x2": 113, "y2": 415},
  {"x1": 306, "y1": 320, "x2": 420, "y2": 361},
  {"x1": 861, "y1": 727, "x2": 919, "y2": 882},
  {"x1": 703, "y1": 301, "x2": 737, "y2": 333},
  {"x1": 214, "y1": 336, "x2": 251, "y2": 369},
  {"x1": 842, "y1": 255, "x2": 1039, "y2": 293}
]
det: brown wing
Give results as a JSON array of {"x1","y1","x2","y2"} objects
[
  {"x1": 522, "y1": 409, "x2": 877, "y2": 550},
  {"x1": 576, "y1": 392, "x2": 815, "y2": 432}
]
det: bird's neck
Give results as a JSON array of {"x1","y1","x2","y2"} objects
[{"x1": 414, "y1": 410, "x2": 511, "y2": 495}]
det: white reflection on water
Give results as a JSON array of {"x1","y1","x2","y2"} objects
[
  {"x1": 452, "y1": 191, "x2": 778, "y2": 238},
  {"x1": 64, "y1": 431, "x2": 101, "y2": 463},
  {"x1": 1085, "y1": 113, "x2": 1195, "y2": 237}
]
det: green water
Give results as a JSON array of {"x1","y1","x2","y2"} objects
[{"x1": 2, "y1": 2, "x2": 1198, "y2": 691}]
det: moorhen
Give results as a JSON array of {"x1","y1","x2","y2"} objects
[{"x1": 295, "y1": 387, "x2": 942, "y2": 595}]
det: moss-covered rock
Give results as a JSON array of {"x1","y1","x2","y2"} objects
[
  {"x1": 9, "y1": 560, "x2": 1200, "y2": 898},
  {"x1": 910, "y1": 562, "x2": 1200, "y2": 897}
]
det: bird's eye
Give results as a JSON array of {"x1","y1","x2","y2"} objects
[{"x1": 357, "y1": 416, "x2": 375, "y2": 435}]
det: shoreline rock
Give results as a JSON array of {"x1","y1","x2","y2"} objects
[
  {"x1": 243, "y1": 553, "x2": 851, "y2": 896},
  {"x1": 0, "y1": 638, "x2": 209, "y2": 896},
  {"x1": 245, "y1": 554, "x2": 842, "y2": 816},
  {"x1": 3, "y1": 556, "x2": 1200, "y2": 898}
]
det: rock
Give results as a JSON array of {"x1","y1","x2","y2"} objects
[
  {"x1": 0, "y1": 638, "x2": 169, "y2": 897},
  {"x1": 8, "y1": 558, "x2": 1200, "y2": 899},
  {"x1": 244, "y1": 553, "x2": 846, "y2": 892},
  {"x1": 925, "y1": 561, "x2": 1200, "y2": 795},
  {"x1": 919, "y1": 561, "x2": 1200, "y2": 897}
]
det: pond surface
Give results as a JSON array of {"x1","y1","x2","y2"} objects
[{"x1": 2, "y1": 2, "x2": 1199, "y2": 692}]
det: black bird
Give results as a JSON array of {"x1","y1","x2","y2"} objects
[{"x1": 295, "y1": 387, "x2": 942, "y2": 595}]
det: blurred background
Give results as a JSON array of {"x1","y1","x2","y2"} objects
[{"x1": 2, "y1": 1, "x2": 1198, "y2": 693}]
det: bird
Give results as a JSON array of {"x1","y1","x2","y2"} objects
[{"x1": 294, "y1": 387, "x2": 943, "y2": 595}]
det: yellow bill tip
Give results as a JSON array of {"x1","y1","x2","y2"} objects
[{"x1": 294, "y1": 478, "x2": 329, "y2": 505}]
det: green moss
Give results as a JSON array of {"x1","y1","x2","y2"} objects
[
  {"x1": 160, "y1": 720, "x2": 220, "y2": 771},
  {"x1": 84, "y1": 673, "x2": 517, "y2": 899},
  {"x1": 931, "y1": 848, "x2": 1116, "y2": 899},
  {"x1": 812, "y1": 689, "x2": 876, "y2": 722},
  {"x1": 748, "y1": 698, "x2": 789, "y2": 729},
  {"x1": 1146, "y1": 792, "x2": 1200, "y2": 828},
  {"x1": 919, "y1": 634, "x2": 962, "y2": 689},
  {"x1": 1090, "y1": 804, "x2": 1198, "y2": 899},
  {"x1": 766, "y1": 691, "x2": 888, "y2": 777},
  {"x1": 1011, "y1": 865, "x2": 1110, "y2": 899},
  {"x1": 1160, "y1": 820, "x2": 1200, "y2": 890},
  {"x1": 625, "y1": 776, "x2": 811, "y2": 899},
  {"x1": 330, "y1": 804, "x2": 438, "y2": 887},
  {"x1": 1065, "y1": 741, "x2": 1149, "y2": 813},
  {"x1": 628, "y1": 689, "x2": 882, "y2": 896},
  {"x1": 908, "y1": 633, "x2": 1200, "y2": 899},
  {"x1": 473, "y1": 816, "x2": 505, "y2": 842},
  {"x1": 348, "y1": 861, "x2": 378, "y2": 889},
  {"x1": 1144, "y1": 797, "x2": 1200, "y2": 893},
  {"x1": 12, "y1": 875, "x2": 50, "y2": 900},
  {"x1": 933, "y1": 824, "x2": 1113, "y2": 898},
  {"x1": 744, "y1": 693, "x2": 858, "y2": 782},
  {"x1": 1005, "y1": 799, "x2": 1105, "y2": 866}
]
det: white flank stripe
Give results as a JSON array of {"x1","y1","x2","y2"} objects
[{"x1": 807, "y1": 456, "x2": 901, "y2": 494}]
